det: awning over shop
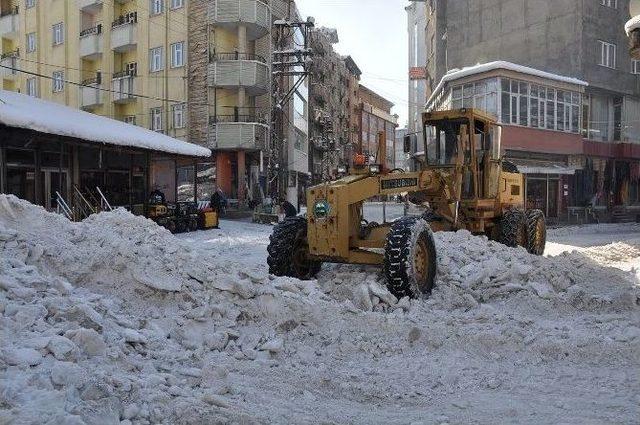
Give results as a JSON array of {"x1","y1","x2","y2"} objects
[{"x1": 516, "y1": 164, "x2": 576, "y2": 175}]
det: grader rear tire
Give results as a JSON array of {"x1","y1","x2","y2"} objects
[
  {"x1": 383, "y1": 217, "x2": 437, "y2": 299},
  {"x1": 526, "y1": 209, "x2": 546, "y2": 255},
  {"x1": 499, "y1": 209, "x2": 528, "y2": 248},
  {"x1": 267, "y1": 217, "x2": 321, "y2": 279}
]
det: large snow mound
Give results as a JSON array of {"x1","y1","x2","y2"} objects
[{"x1": 1, "y1": 194, "x2": 639, "y2": 424}]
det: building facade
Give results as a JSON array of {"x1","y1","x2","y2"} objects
[
  {"x1": 416, "y1": 0, "x2": 640, "y2": 220},
  {"x1": 308, "y1": 26, "x2": 361, "y2": 183},
  {"x1": 0, "y1": 0, "x2": 188, "y2": 139},
  {"x1": 358, "y1": 84, "x2": 399, "y2": 170},
  {"x1": 188, "y1": 0, "x2": 271, "y2": 205},
  {"x1": 405, "y1": 0, "x2": 428, "y2": 135}
]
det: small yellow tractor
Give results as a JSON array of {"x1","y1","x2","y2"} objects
[{"x1": 267, "y1": 109, "x2": 546, "y2": 298}]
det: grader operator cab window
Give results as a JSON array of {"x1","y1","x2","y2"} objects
[{"x1": 424, "y1": 120, "x2": 465, "y2": 166}]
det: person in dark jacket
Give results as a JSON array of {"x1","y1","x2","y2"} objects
[
  {"x1": 280, "y1": 198, "x2": 298, "y2": 218},
  {"x1": 210, "y1": 189, "x2": 224, "y2": 213}
]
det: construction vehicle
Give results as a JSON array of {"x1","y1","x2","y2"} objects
[
  {"x1": 267, "y1": 109, "x2": 546, "y2": 299},
  {"x1": 148, "y1": 201, "x2": 199, "y2": 234}
]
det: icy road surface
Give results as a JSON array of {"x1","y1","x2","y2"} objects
[{"x1": 2, "y1": 195, "x2": 639, "y2": 425}]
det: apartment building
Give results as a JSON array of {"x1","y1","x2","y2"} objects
[
  {"x1": 413, "y1": 0, "x2": 640, "y2": 220},
  {"x1": 188, "y1": 0, "x2": 271, "y2": 205},
  {"x1": 0, "y1": 0, "x2": 188, "y2": 139},
  {"x1": 308, "y1": 26, "x2": 362, "y2": 183},
  {"x1": 358, "y1": 84, "x2": 399, "y2": 170}
]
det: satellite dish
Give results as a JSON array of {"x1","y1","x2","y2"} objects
[{"x1": 631, "y1": 0, "x2": 640, "y2": 17}]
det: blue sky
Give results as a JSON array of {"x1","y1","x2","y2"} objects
[{"x1": 296, "y1": 0, "x2": 411, "y2": 126}]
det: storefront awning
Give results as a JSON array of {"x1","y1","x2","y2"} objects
[{"x1": 516, "y1": 164, "x2": 577, "y2": 175}]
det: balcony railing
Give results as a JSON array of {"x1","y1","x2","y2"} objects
[
  {"x1": 209, "y1": 52, "x2": 266, "y2": 63},
  {"x1": 208, "y1": 59, "x2": 269, "y2": 95},
  {"x1": 80, "y1": 25, "x2": 103, "y2": 59},
  {"x1": 111, "y1": 15, "x2": 137, "y2": 52},
  {"x1": 209, "y1": 113, "x2": 268, "y2": 124},
  {"x1": 208, "y1": 0, "x2": 270, "y2": 40},
  {"x1": 209, "y1": 121, "x2": 269, "y2": 151},
  {"x1": 0, "y1": 50, "x2": 19, "y2": 78},
  {"x1": 112, "y1": 74, "x2": 136, "y2": 103},
  {"x1": 0, "y1": 6, "x2": 19, "y2": 39},
  {"x1": 81, "y1": 84, "x2": 102, "y2": 109}
]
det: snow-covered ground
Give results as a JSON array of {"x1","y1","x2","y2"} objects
[{"x1": 2, "y1": 196, "x2": 639, "y2": 424}]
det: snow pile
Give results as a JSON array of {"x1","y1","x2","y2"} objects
[{"x1": 1, "y1": 194, "x2": 640, "y2": 424}]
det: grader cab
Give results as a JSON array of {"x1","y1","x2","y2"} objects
[{"x1": 267, "y1": 109, "x2": 546, "y2": 299}]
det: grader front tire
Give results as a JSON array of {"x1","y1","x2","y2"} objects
[
  {"x1": 267, "y1": 217, "x2": 321, "y2": 280},
  {"x1": 526, "y1": 209, "x2": 547, "y2": 255},
  {"x1": 383, "y1": 217, "x2": 437, "y2": 299}
]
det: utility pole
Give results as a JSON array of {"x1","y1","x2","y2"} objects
[{"x1": 269, "y1": 1, "x2": 314, "y2": 200}]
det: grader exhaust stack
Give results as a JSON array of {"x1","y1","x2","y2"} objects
[{"x1": 267, "y1": 109, "x2": 546, "y2": 299}]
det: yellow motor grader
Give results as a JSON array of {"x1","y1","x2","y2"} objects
[{"x1": 267, "y1": 109, "x2": 546, "y2": 299}]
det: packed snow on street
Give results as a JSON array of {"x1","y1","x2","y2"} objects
[{"x1": 1, "y1": 194, "x2": 639, "y2": 424}]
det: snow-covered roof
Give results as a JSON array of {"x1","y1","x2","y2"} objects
[
  {"x1": 0, "y1": 90, "x2": 211, "y2": 158},
  {"x1": 625, "y1": 15, "x2": 640, "y2": 36},
  {"x1": 426, "y1": 61, "x2": 588, "y2": 109}
]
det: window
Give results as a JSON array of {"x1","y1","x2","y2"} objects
[
  {"x1": 150, "y1": 47, "x2": 164, "y2": 72},
  {"x1": 25, "y1": 0, "x2": 36, "y2": 8},
  {"x1": 52, "y1": 23, "x2": 64, "y2": 46},
  {"x1": 170, "y1": 42, "x2": 184, "y2": 68},
  {"x1": 598, "y1": 40, "x2": 616, "y2": 69},
  {"x1": 170, "y1": 0, "x2": 184, "y2": 9},
  {"x1": 52, "y1": 71, "x2": 64, "y2": 92},
  {"x1": 172, "y1": 103, "x2": 185, "y2": 129},
  {"x1": 151, "y1": 107, "x2": 163, "y2": 132},
  {"x1": 26, "y1": 32, "x2": 36, "y2": 53},
  {"x1": 451, "y1": 78, "x2": 498, "y2": 116},
  {"x1": 150, "y1": 0, "x2": 164, "y2": 15},
  {"x1": 632, "y1": 60, "x2": 640, "y2": 75},
  {"x1": 26, "y1": 78, "x2": 37, "y2": 97},
  {"x1": 497, "y1": 77, "x2": 581, "y2": 133},
  {"x1": 600, "y1": 0, "x2": 617, "y2": 8},
  {"x1": 124, "y1": 116, "x2": 136, "y2": 125}
]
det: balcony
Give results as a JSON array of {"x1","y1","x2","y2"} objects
[
  {"x1": 111, "y1": 72, "x2": 136, "y2": 103},
  {"x1": 0, "y1": 50, "x2": 19, "y2": 79},
  {"x1": 111, "y1": 14, "x2": 137, "y2": 52},
  {"x1": 208, "y1": 116, "x2": 269, "y2": 150},
  {"x1": 208, "y1": 0, "x2": 270, "y2": 40},
  {"x1": 80, "y1": 77, "x2": 102, "y2": 109},
  {"x1": 0, "y1": 7, "x2": 19, "y2": 39},
  {"x1": 208, "y1": 53, "x2": 269, "y2": 95},
  {"x1": 78, "y1": 0, "x2": 103, "y2": 13},
  {"x1": 79, "y1": 25, "x2": 103, "y2": 59}
]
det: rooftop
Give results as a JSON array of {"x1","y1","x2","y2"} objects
[{"x1": 0, "y1": 90, "x2": 211, "y2": 158}]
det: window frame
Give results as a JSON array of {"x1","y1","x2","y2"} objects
[
  {"x1": 151, "y1": 107, "x2": 163, "y2": 132},
  {"x1": 26, "y1": 77, "x2": 37, "y2": 97},
  {"x1": 172, "y1": 103, "x2": 185, "y2": 129},
  {"x1": 52, "y1": 22, "x2": 64, "y2": 46},
  {"x1": 149, "y1": 47, "x2": 164, "y2": 72},
  {"x1": 170, "y1": 0, "x2": 184, "y2": 9},
  {"x1": 25, "y1": 0, "x2": 36, "y2": 9},
  {"x1": 26, "y1": 32, "x2": 36, "y2": 53},
  {"x1": 170, "y1": 41, "x2": 184, "y2": 68},
  {"x1": 598, "y1": 40, "x2": 616, "y2": 69},
  {"x1": 52, "y1": 70, "x2": 64, "y2": 92},
  {"x1": 150, "y1": 0, "x2": 164, "y2": 15}
]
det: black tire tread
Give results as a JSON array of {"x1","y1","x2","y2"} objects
[
  {"x1": 383, "y1": 217, "x2": 437, "y2": 299},
  {"x1": 526, "y1": 209, "x2": 546, "y2": 256},
  {"x1": 499, "y1": 209, "x2": 526, "y2": 248},
  {"x1": 267, "y1": 216, "x2": 320, "y2": 279}
]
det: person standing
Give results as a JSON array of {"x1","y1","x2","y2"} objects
[{"x1": 280, "y1": 198, "x2": 298, "y2": 218}]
